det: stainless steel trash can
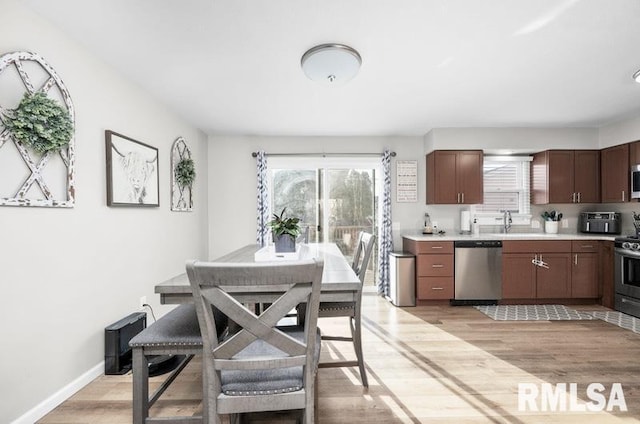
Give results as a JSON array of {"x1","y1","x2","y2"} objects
[{"x1": 389, "y1": 251, "x2": 416, "y2": 307}]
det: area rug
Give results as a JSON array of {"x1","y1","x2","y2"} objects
[
  {"x1": 474, "y1": 304, "x2": 595, "y2": 321},
  {"x1": 585, "y1": 311, "x2": 640, "y2": 334}
]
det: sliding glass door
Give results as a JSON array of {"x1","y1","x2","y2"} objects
[{"x1": 269, "y1": 158, "x2": 379, "y2": 284}]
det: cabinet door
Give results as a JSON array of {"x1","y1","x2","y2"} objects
[
  {"x1": 574, "y1": 150, "x2": 600, "y2": 203},
  {"x1": 547, "y1": 150, "x2": 574, "y2": 203},
  {"x1": 417, "y1": 277, "x2": 454, "y2": 300},
  {"x1": 601, "y1": 144, "x2": 629, "y2": 203},
  {"x1": 502, "y1": 254, "x2": 536, "y2": 299},
  {"x1": 571, "y1": 252, "x2": 599, "y2": 298},
  {"x1": 536, "y1": 253, "x2": 571, "y2": 298},
  {"x1": 601, "y1": 241, "x2": 615, "y2": 309},
  {"x1": 457, "y1": 150, "x2": 483, "y2": 204},
  {"x1": 417, "y1": 254, "x2": 453, "y2": 277},
  {"x1": 427, "y1": 151, "x2": 458, "y2": 204}
]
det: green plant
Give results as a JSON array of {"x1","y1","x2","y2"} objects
[
  {"x1": 541, "y1": 210, "x2": 563, "y2": 221},
  {"x1": 175, "y1": 158, "x2": 196, "y2": 187},
  {"x1": 267, "y1": 207, "x2": 301, "y2": 238},
  {"x1": 2, "y1": 91, "x2": 73, "y2": 153}
]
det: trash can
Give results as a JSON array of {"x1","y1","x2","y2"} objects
[{"x1": 389, "y1": 251, "x2": 416, "y2": 307}]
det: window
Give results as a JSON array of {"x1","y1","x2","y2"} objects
[{"x1": 471, "y1": 156, "x2": 532, "y2": 224}]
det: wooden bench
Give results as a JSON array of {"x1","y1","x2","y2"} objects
[{"x1": 129, "y1": 303, "x2": 208, "y2": 424}]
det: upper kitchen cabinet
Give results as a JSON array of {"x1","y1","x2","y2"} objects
[
  {"x1": 601, "y1": 143, "x2": 629, "y2": 203},
  {"x1": 531, "y1": 150, "x2": 600, "y2": 204},
  {"x1": 426, "y1": 150, "x2": 483, "y2": 204}
]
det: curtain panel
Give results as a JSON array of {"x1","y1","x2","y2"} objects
[
  {"x1": 256, "y1": 150, "x2": 270, "y2": 247},
  {"x1": 378, "y1": 149, "x2": 393, "y2": 296}
]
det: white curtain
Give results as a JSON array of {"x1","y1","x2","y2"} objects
[
  {"x1": 378, "y1": 149, "x2": 393, "y2": 296},
  {"x1": 255, "y1": 151, "x2": 270, "y2": 247}
]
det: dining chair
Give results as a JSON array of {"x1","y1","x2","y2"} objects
[
  {"x1": 316, "y1": 231, "x2": 375, "y2": 387},
  {"x1": 186, "y1": 258, "x2": 324, "y2": 424}
]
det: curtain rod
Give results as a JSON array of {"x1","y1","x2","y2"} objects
[{"x1": 251, "y1": 151, "x2": 396, "y2": 158}]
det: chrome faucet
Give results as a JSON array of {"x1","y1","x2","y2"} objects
[{"x1": 503, "y1": 210, "x2": 512, "y2": 233}]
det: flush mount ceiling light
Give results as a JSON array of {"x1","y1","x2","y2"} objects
[
  {"x1": 634, "y1": 69, "x2": 640, "y2": 83},
  {"x1": 301, "y1": 44, "x2": 362, "y2": 84}
]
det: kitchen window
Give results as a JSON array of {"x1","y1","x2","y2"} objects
[{"x1": 470, "y1": 155, "x2": 532, "y2": 225}]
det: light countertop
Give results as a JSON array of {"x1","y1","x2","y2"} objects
[{"x1": 402, "y1": 232, "x2": 617, "y2": 242}]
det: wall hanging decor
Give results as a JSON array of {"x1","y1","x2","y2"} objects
[
  {"x1": 170, "y1": 137, "x2": 193, "y2": 211},
  {"x1": 0, "y1": 51, "x2": 76, "y2": 207},
  {"x1": 105, "y1": 130, "x2": 159, "y2": 207}
]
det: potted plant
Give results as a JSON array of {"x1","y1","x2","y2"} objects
[
  {"x1": 541, "y1": 210, "x2": 563, "y2": 234},
  {"x1": 175, "y1": 157, "x2": 196, "y2": 187},
  {"x1": 267, "y1": 208, "x2": 301, "y2": 253},
  {"x1": 2, "y1": 91, "x2": 73, "y2": 153}
]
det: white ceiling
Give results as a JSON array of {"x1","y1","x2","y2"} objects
[{"x1": 24, "y1": 0, "x2": 640, "y2": 136}]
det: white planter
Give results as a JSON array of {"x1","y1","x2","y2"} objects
[{"x1": 545, "y1": 221, "x2": 559, "y2": 234}]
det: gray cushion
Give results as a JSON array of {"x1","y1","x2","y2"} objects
[
  {"x1": 129, "y1": 304, "x2": 227, "y2": 348},
  {"x1": 221, "y1": 327, "x2": 321, "y2": 396}
]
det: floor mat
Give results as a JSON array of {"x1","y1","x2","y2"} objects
[
  {"x1": 474, "y1": 304, "x2": 595, "y2": 321},
  {"x1": 585, "y1": 311, "x2": 640, "y2": 334}
]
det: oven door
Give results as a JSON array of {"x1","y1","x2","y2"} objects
[{"x1": 615, "y1": 247, "x2": 640, "y2": 298}]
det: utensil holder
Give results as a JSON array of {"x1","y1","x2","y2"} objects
[{"x1": 545, "y1": 221, "x2": 559, "y2": 234}]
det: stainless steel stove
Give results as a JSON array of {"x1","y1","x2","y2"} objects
[{"x1": 614, "y1": 235, "x2": 640, "y2": 318}]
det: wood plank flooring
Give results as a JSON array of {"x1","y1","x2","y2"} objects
[{"x1": 39, "y1": 293, "x2": 640, "y2": 423}]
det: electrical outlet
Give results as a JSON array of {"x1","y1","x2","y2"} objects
[
  {"x1": 531, "y1": 220, "x2": 541, "y2": 229},
  {"x1": 562, "y1": 219, "x2": 569, "y2": 228},
  {"x1": 139, "y1": 296, "x2": 147, "y2": 309}
]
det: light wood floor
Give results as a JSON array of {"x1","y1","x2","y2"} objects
[{"x1": 39, "y1": 293, "x2": 640, "y2": 423}]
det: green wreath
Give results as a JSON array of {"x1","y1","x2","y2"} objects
[
  {"x1": 175, "y1": 158, "x2": 196, "y2": 187},
  {"x1": 2, "y1": 91, "x2": 73, "y2": 153}
]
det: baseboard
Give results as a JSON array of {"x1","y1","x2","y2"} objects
[{"x1": 11, "y1": 361, "x2": 104, "y2": 424}]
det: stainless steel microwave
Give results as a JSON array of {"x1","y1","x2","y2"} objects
[{"x1": 633, "y1": 164, "x2": 640, "y2": 199}]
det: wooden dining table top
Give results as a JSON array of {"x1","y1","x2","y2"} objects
[{"x1": 155, "y1": 243, "x2": 362, "y2": 304}]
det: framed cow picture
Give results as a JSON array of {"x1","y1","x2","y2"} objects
[{"x1": 105, "y1": 130, "x2": 159, "y2": 207}]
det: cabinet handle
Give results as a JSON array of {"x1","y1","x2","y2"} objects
[
  {"x1": 574, "y1": 254, "x2": 578, "y2": 265},
  {"x1": 431, "y1": 287, "x2": 444, "y2": 291},
  {"x1": 457, "y1": 192, "x2": 461, "y2": 203},
  {"x1": 432, "y1": 264, "x2": 444, "y2": 268},
  {"x1": 581, "y1": 244, "x2": 593, "y2": 248},
  {"x1": 623, "y1": 191, "x2": 626, "y2": 202},
  {"x1": 578, "y1": 192, "x2": 581, "y2": 203},
  {"x1": 572, "y1": 192, "x2": 576, "y2": 203},
  {"x1": 461, "y1": 192, "x2": 465, "y2": 203},
  {"x1": 431, "y1": 246, "x2": 443, "y2": 249}
]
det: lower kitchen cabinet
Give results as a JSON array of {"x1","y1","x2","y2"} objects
[
  {"x1": 417, "y1": 277, "x2": 454, "y2": 300},
  {"x1": 403, "y1": 238, "x2": 454, "y2": 301},
  {"x1": 571, "y1": 241, "x2": 600, "y2": 298},
  {"x1": 502, "y1": 254, "x2": 536, "y2": 298},
  {"x1": 535, "y1": 253, "x2": 571, "y2": 298}
]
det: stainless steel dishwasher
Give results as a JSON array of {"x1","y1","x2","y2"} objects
[{"x1": 453, "y1": 240, "x2": 502, "y2": 304}]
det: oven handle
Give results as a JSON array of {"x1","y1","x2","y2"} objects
[{"x1": 615, "y1": 248, "x2": 640, "y2": 259}]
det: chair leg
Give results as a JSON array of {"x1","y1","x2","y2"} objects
[
  {"x1": 132, "y1": 348, "x2": 149, "y2": 424},
  {"x1": 350, "y1": 315, "x2": 368, "y2": 387}
]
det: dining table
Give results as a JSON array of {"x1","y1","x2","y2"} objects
[{"x1": 155, "y1": 242, "x2": 362, "y2": 304}]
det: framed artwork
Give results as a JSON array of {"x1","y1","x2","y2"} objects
[{"x1": 105, "y1": 130, "x2": 159, "y2": 207}]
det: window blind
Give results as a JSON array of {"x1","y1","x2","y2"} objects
[{"x1": 475, "y1": 159, "x2": 530, "y2": 214}]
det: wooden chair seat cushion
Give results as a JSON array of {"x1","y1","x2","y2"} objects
[
  {"x1": 319, "y1": 302, "x2": 354, "y2": 313},
  {"x1": 221, "y1": 327, "x2": 321, "y2": 396},
  {"x1": 129, "y1": 304, "x2": 227, "y2": 348}
]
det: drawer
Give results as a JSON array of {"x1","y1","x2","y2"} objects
[
  {"x1": 412, "y1": 241, "x2": 454, "y2": 254},
  {"x1": 417, "y1": 254, "x2": 454, "y2": 276},
  {"x1": 571, "y1": 240, "x2": 599, "y2": 253},
  {"x1": 417, "y1": 277, "x2": 454, "y2": 300}
]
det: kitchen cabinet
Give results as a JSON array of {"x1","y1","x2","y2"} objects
[
  {"x1": 571, "y1": 241, "x2": 599, "y2": 298},
  {"x1": 426, "y1": 150, "x2": 483, "y2": 204},
  {"x1": 403, "y1": 239, "x2": 454, "y2": 300},
  {"x1": 502, "y1": 240, "x2": 571, "y2": 299},
  {"x1": 601, "y1": 241, "x2": 615, "y2": 308},
  {"x1": 601, "y1": 143, "x2": 629, "y2": 203},
  {"x1": 531, "y1": 150, "x2": 600, "y2": 204}
]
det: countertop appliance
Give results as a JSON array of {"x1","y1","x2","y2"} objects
[
  {"x1": 614, "y1": 235, "x2": 640, "y2": 319},
  {"x1": 453, "y1": 240, "x2": 502, "y2": 304},
  {"x1": 632, "y1": 164, "x2": 640, "y2": 199},
  {"x1": 579, "y1": 212, "x2": 621, "y2": 234}
]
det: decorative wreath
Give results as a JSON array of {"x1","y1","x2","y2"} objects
[
  {"x1": 175, "y1": 158, "x2": 196, "y2": 187},
  {"x1": 2, "y1": 91, "x2": 73, "y2": 153}
]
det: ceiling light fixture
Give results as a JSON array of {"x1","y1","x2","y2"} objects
[
  {"x1": 301, "y1": 44, "x2": 362, "y2": 84},
  {"x1": 634, "y1": 69, "x2": 640, "y2": 83}
]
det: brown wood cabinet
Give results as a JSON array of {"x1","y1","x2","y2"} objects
[
  {"x1": 403, "y1": 239, "x2": 454, "y2": 300},
  {"x1": 601, "y1": 143, "x2": 630, "y2": 203},
  {"x1": 502, "y1": 240, "x2": 572, "y2": 299},
  {"x1": 531, "y1": 150, "x2": 600, "y2": 204},
  {"x1": 600, "y1": 241, "x2": 615, "y2": 308},
  {"x1": 426, "y1": 150, "x2": 483, "y2": 204},
  {"x1": 571, "y1": 241, "x2": 599, "y2": 298}
]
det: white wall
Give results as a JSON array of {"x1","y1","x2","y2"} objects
[
  {"x1": 207, "y1": 135, "x2": 424, "y2": 258},
  {"x1": 0, "y1": 2, "x2": 208, "y2": 422},
  {"x1": 599, "y1": 114, "x2": 640, "y2": 149}
]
